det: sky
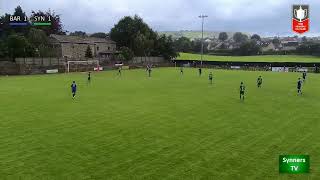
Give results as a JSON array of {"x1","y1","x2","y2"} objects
[{"x1": 1, "y1": 0, "x2": 320, "y2": 36}]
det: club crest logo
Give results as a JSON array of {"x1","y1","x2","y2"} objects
[{"x1": 292, "y1": 5, "x2": 309, "y2": 34}]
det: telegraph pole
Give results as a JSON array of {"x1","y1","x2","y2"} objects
[{"x1": 199, "y1": 15, "x2": 208, "y2": 67}]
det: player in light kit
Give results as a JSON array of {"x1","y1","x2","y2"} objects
[
  {"x1": 297, "y1": 78, "x2": 303, "y2": 95},
  {"x1": 209, "y1": 72, "x2": 213, "y2": 84},
  {"x1": 71, "y1": 81, "x2": 77, "y2": 99},
  {"x1": 257, "y1": 76, "x2": 262, "y2": 88},
  {"x1": 239, "y1": 82, "x2": 245, "y2": 100},
  {"x1": 180, "y1": 67, "x2": 184, "y2": 75}
]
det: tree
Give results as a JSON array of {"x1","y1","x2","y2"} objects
[
  {"x1": 233, "y1": 32, "x2": 248, "y2": 43},
  {"x1": 0, "y1": 6, "x2": 31, "y2": 37},
  {"x1": 70, "y1": 31, "x2": 87, "y2": 37},
  {"x1": 133, "y1": 32, "x2": 148, "y2": 56},
  {"x1": 12, "y1": 6, "x2": 29, "y2": 35},
  {"x1": 191, "y1": 40, "x2": 201, "y2": 53},
  {"x1": 110, "y1": 15, "x2": 157, "y2": 55},
  {"x1": 116, "y1": 53, "x2": 125, "y2": 62},
  {"x1": 13, "y1": 6, "x2": 26, "y2": 17},
  {"x1": 218, "y1": 32, "x2": 228, "y2": 41},
  {"x1": 85, "y1": 45, "x2": 93, "y2": 58},
  {"x1": 174, "y1": 37, "x2": 192, "y2": 52},
  {"x1": 0, "y1": 39, "x2": 8, "y2": 58},
  {"x1": 110, "y1": 15, "x2": 177, "y2": 59},
  {"x1": 119, "y1": 46, "x2": 134, "y2": 61},
  {"x1": 0, "y1": 14, "x2": 10, "y2": 39},
  {"x1": 7, "y1": 34, "x2": 34, "y2": 60},
  {"x1": 28, "y1": 28, "x2": 48, "y2": 48},
  {"x1": 190, "y1": 39, "x2": 208, "y2": 53},
  {"x1": 154, "y1": 34, "x2": 178, "y2": 59},
  {"x1": 27, "y1": 28, "x2": 49, "y2": 57},
  {"x1": 90, "y1": 32, "x2": 108, "y2": 38},
  {"x1": 30, "y1": 9, "x2": 65, "y2": 35},
  {"x1": 0, "y1": 6, "x2": 66, "y2": 59},
  {"x1": 233, "y1": 40, "x2": 261, "y2": 56},
  {"x1": 251, "y1": 34, "x2": 261, "y2": 41},
  {"x1": 296, "y1": 42, "x2": 320, "y2": 55}
]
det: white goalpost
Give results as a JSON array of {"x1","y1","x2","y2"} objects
[{"x1": 67, "y1": 60, "x2": 100, "y2": 73}]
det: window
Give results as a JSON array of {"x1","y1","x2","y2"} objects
[
  {"x1": 97, "y1": 46, "x2": 99, "y2": 51},
  {"x1": 108, "y1": 46, "x2": 110, "y2": 50}
]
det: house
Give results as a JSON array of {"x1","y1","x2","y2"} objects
[
  {"x1": 281, "y1": 41, "x2": 299, "y2": 51},
  {"x1": 49, "y1": 34, "x2": 117, "y2": 59},
  {"x1": 261, "y1": 42, "x2": 277, "y2": 51}
]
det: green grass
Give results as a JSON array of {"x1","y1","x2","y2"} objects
[
  {"x1": 0, "y1": 68, "x2": 320, "y2": 179},
  {"x1": 160, "y1": 31, "x2": 243, "y2": 40},
  {"x1": 177, "y1": 52, "x2": 320, "y2": 63}
]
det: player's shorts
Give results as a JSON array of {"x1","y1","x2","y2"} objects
[
  {"x1": 88, "y1": 77, "x2": 91, "y2": 81},
  {"x1": 240, "y1": 91, "x2": 244, "y2": 95}
]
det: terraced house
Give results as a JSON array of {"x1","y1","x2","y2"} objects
[{"x1": 50, "y1": 34, "x2": 117, "y2": 59}]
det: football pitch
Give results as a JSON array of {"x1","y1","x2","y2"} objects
[{"x1": 0, "y1": 68, "x2": 319, "y2": 179}]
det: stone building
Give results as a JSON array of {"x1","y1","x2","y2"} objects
[{"x1": 49, "y1": 34, "x2": 117, "y2": 59}]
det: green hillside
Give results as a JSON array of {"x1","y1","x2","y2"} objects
[
  {"x1": 177, "y1": 53, "x2": 320, "y2": 63},
  {"x1": 159, "y1": 31, "x2": 238, "y2": 40}
]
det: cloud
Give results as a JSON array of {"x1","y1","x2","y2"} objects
[{"x1": 1, "y1": 0, "x2": 320, "y2": 36}]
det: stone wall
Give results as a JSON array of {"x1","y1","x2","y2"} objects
[
  {"x1": 0, "y1": 61, "x2": 20, "y2": 75},
  {"x1": 61, "y1": 43, "x2": 94, "y2": 58},
  {"x1": 1, "y1": 56, "x2": 167, "y2": 75},
  {"x1": 15, "y1": 57, "x2": 65, "y2": 66},
  {"x1": 95, "y1": 42, "x2": 116, "y2": 55},
  {"x1": 60, "y1": 42, "x2": 116, "y2": 58}
]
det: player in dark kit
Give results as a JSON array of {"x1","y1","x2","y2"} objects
[
  {"x1": 198, "y1": 67, "x2": 202, "y2": 76},
  {"x1": 87, "y1": 72, "x2": 91, "y2": 84},
  {"x1": 297, "y1": 78, "x2": 303, "y2": 95},
  {"x1": 239, "y1": 82, "x2": 245, "y2": 100},
  {"x1": 302, "y1": 71, "x2": 307, "y2": 81},
  {"x1": 257, "y1": 76, "x2": 262, "y2": 88},
  {"x1": 71, "y1": 81, "x2": 77, "y2": 99},
  {"x1": 118, "y1": 66, "x2": 122, "y2": 76},
  {"x1": 209, "y1": 72, "x2": 213, "y2": 84},
  {"x1": 147, "y1": 65, "x2": 152, "y2": 77}
]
